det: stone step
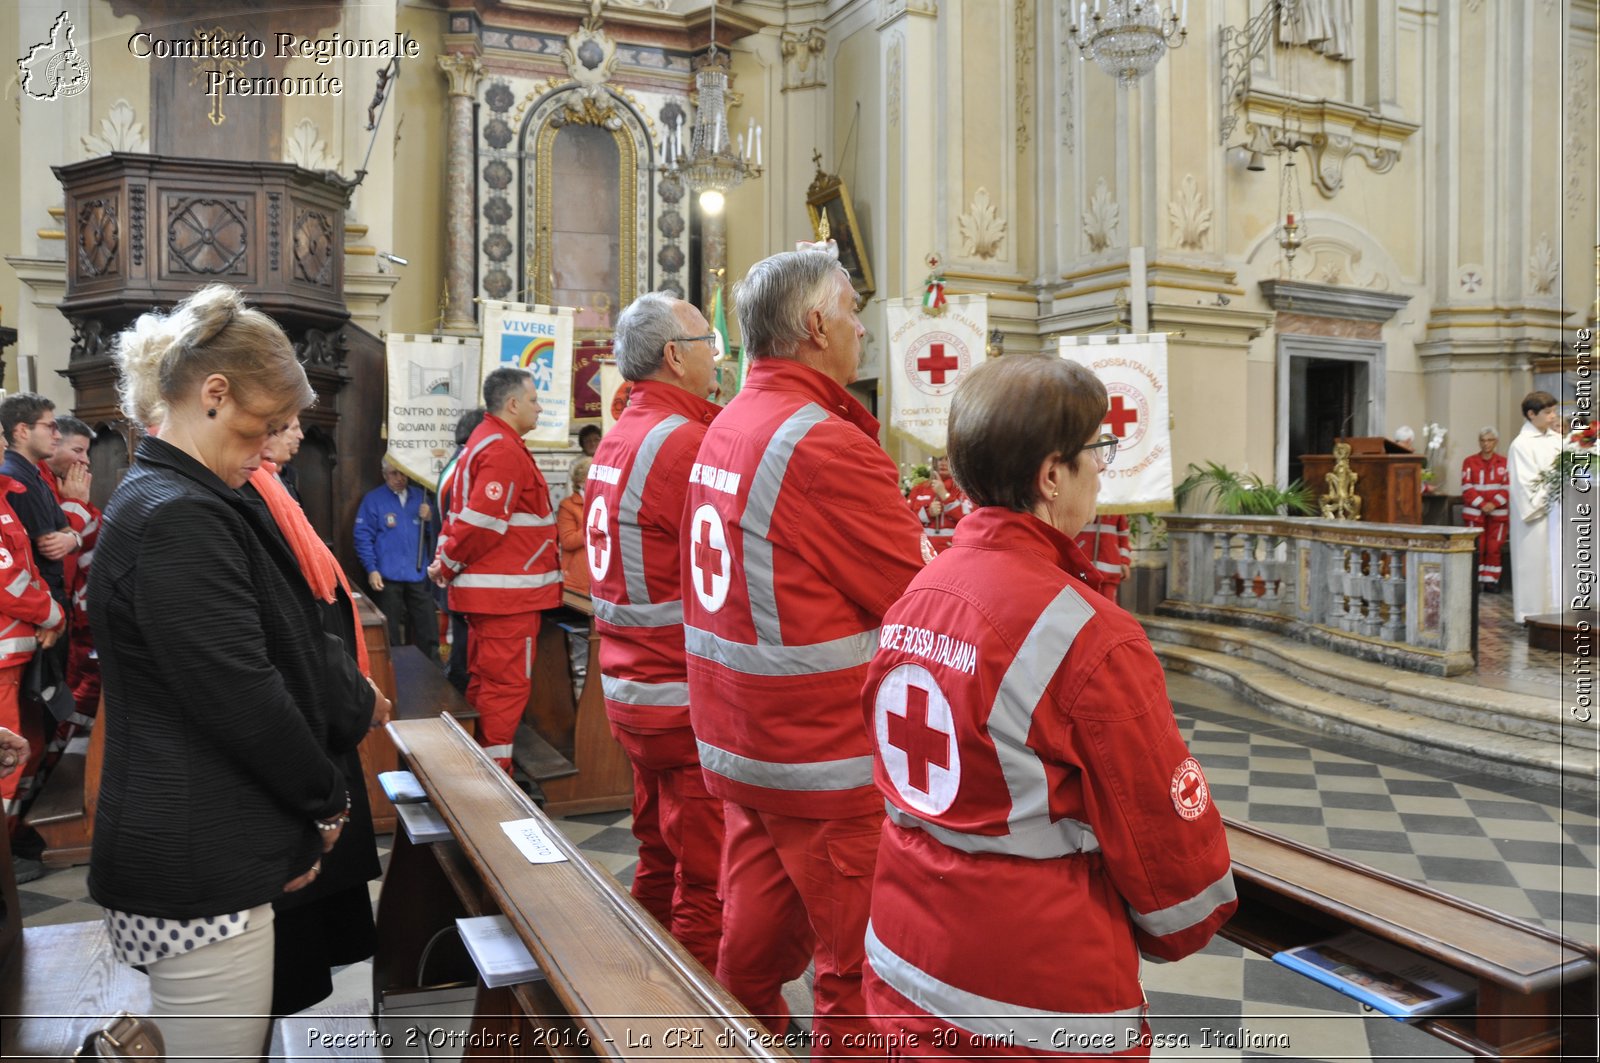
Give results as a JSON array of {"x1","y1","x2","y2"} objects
[
  {"x1": 1147, "y1": 638, "x2": 1597, "y2": 797},
  {"x1": 1142, "y1": 614, "x2": 1580, "y2": 750}
]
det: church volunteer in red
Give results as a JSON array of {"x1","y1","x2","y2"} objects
[
  {"x1": 861, "y1": 356, "x2": 1236, "y2": 1060},
  {"x1": 586, "y1": 292, "x2": 725, "y2": 968},
  {"x1": 1074, "y1": 511, "x2": 1131, "y2": 602},
  {"x1": 1460, "y1": 426, "x2": 1510, "y2": 592},
  {"x1": 682, "y1": 250, "x2": 928, "y2": 1052},
  {"x1": 429, "y1": 367, "x2": 560, "y2": 770},
  {"x1": 39, "y1": 416, "x2": 101, "y2": 747},
  {"x1": 0, "y1": 476, "x2": 65, "y2": 836},
  {"x1": 906, "y1": 455, "x2": 967, "y2": 553}
]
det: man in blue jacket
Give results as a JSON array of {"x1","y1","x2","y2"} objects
[{"x1": 354, "y1": 454, "x2": 439, "y2": 661}]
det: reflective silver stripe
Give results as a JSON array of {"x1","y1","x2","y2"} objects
[
  {"x1": 619, "y1": 415, "x2": 689, "y2": 608},
  {"x1": 65, "y1": 734, "x2": 91, "y2": 755},
  {"x1": 0, "y1": 636, "x2": 38, "y2": 655},
  {"x1": 602, "y1": 675, "x2": 690, "y2": 707},
  {"x1": 4, "y1": 572, "x2": 30, "y2": 597},
  {"x1": 590, "y1": 595, "x2": 683, "y2": 628},
  {"x1": 484, "y1": 744, "x2": 513, "y2": 759},
  {"x1": 1461, "y1": 507, "x2": 1481, "y2": 517},
  {"x1": 684, "y1": 625, "x2": 877, "y2": 677},
  {"x1": 458, "y1": 508, "x2": 509, "y2": 534},
  {"x1": 742, "y1": 405, "x2": 829, "y2": 643},
  {"x1": 439, "y1": 547, "x2": 464, "y2": 573},
  {"x1": 1093, "y1": 560, "x2": 1122, "y2": 574},
  {"x1": 509, "y1": 512, "x2": 554, "y2": 527},
  {"x1": 864, "y1": 922, "x2": 1146, "y2": 1048},
  {"x1": 884, "y1": 799, "x2": 1100, "y2": 859},
  {"x1": 44, "y1": 599, "x2": 63, "y2": 630},
  {"x1": 991, "y1": 586, "x2": 1096, "y2": 833},
  {"x1": 456, "y1": 432, "x2": 504, "y2": 515},
  {"x1": 1127, "y1": 869, "x2": 1237, "y2": 937},
  {"x1": 452, "y1": 571, "x2": 562, "y2": 589},
  {"x1": 698, "y1": 739, "x2": 873, "y2": 792}
]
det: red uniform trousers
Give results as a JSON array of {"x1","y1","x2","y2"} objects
[
  {"x1": 68, "y1": 636, "x2": 100, "y2": 722},
  {"x1": 464, "y1": 611, "x2": 542, "y2": 770},
  {"x1": 1, "y1": 665, "x2": 36, "y2": 837},
  {"x1": 1464, "y1": 512, "x2": 1508, "y2": 586},
  {"x1": 717, "y1": 803, "x2": 882, "y2": 1058},
  {"x1": 610, "y1": 725, "x2": 724, "y2": 970}
]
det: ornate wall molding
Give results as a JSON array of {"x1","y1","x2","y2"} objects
[
  {"x1": 1014, "y1": 0, "x2": 1034, "y2": 151},
  {"x1": 1529, "y1": 234, "x2": 1559, "y2": 296},
  {"x1": 1568, "y1": 51, "x2": 1592, "y2": 218},
  {"x1": 880, "y1": 0, "x2": 938, "y2": 27},
  {"x1": 1058, "y1": 2, "x2": 1075, "y2": 153},
  {"x1": 958, "y1": 187, "x2": 1007, "y2": 260},
  {"x1": 781, "y1": 26, "x2": 827, "y2": 91},
  {"x1": 82, "y1": 100, "x2": 149, "y2": 156},
  {"x1": 1240, "y1": 90, "x2": 1419, "y2": 198},
  {"x1": 284, "y1": 118, "x2": 338, "y2": 171},
  {"x1": 1082, "y1": 178, "x2": 1119, "y2": 253},
  {"x1": 1167, "y1": 173, "x2": 1212, "y2": 252},
  {"x1": 887, "y1": 35, "x2": 903, "y2": 126},
  {"x1": 438, "y1": 52, "x2": 484, "y2": 98}
]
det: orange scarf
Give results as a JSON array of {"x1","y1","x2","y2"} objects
[{"x1": 250, "y1": 462, "x2": 371, "y2": 677}]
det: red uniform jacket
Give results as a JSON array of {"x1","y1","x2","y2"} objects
[
  {"x1": 586, "y1": 381, "x2": 719, "y2": 732},
  {"x1": 907, "y1": 475, "x2": 967, "y2": 552},
  {"x1": 1460, "y1": 452, "x2": 1510, "y2": 521},
  {"x1": 0, "y1": 479, "x2": 65, "y2": 668},
  {"x1": 435, "y1": 413, "x2": 561, "y2": 615},
  {"x1": 682, "y1": 359, "x2": 927, "y2": 818},
  {"x1": 862, "y1": 508, "x2": 1235, "y2": 1040},
  {"x1": 40, "y1": 462, "x2": 99, "y2": 633},
  {"x1": 1075, "y1": 513, "x2": 1130, "y2": 587}
]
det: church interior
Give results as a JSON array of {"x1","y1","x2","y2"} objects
[{"x1": 2, "y1": 0, "x2": 1597, "y2": 1059}]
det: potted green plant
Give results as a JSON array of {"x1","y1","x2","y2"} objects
[{"x1": 1174, "y1": 463, "x2": 1315, "y2": 604}]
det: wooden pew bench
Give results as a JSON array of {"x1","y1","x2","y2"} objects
[
  {"x1": 375, "y1": 714, "x2": 788, "y2": 1061},
  {"x1": 1, "y1": 794, "x2": 151, "y2": 1060},
  {"x1": 1223, "y1": 817, "x2": 1597, "y2": 1060}
]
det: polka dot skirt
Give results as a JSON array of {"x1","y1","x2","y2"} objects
[{"x1": 103, "y1": 907, "x2": 252, "y2": 967}]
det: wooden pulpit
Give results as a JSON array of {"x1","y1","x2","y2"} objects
[{"x1": 1301, "y1": 437, "x2": 1427, "y2": 524}]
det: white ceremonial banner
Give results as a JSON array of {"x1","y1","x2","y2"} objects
[
  {"x1": 384, "y1": 334, "x2": 481, "y2": 486},
  {"x1": 479, "y1": 300, "x2": 575, "y2": 447},
  {"x1": 885, "y1": 294, "x2": 988, "y2": 453},
  {"x1": 599, "y1": 362, "x2": 630, "y2": 434},
  {"x1": 1058, "y1": 332, "x2": 1174, "y2": 513}
]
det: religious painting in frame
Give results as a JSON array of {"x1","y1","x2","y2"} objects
[{"x1": 806, "y1": 169, "x2": 875, "y2": 302}]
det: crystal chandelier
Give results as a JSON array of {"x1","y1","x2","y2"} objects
[
  {"x1": 660, "y1": 0, "x2": 762, "y2": 214},
  {"x1": 1069, "y1": 0, "x2": 1188, "y2": 86}
]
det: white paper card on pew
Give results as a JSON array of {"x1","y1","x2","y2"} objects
[
  {"x1": 377, "y1": 770, "x2": 428, "y2": 804},
  {"x1": 500, "y1": 818, "x2": 568, "y2": 864},
  {"x1": 457, "y1": 915, "x2": 546, "y2": 988},
  {"x1": 394, "y1": 801, "x2": 452, "y2": 844}
]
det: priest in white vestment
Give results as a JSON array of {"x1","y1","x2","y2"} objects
[{"x1": 1508, "y1": 391, "x2": 1563, "y2": 623}]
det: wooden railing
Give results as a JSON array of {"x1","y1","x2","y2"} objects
[{"x1": 1162, "y1": 515, "x2": 1480, "y2": 675}]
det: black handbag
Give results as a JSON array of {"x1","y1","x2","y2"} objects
[
  {"x1": 23, "y1": 635, "x2": 74, "y2": 724},
  {"x1": 74, "y1": 1013, "x2": 165, "y2": 1060}
]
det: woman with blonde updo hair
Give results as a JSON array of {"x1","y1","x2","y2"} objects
[{"x1": 88, "y1": 284, "x2": 380, "y2": 1060}]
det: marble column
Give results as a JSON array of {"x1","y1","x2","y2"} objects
[
  {"x1": 701, "y1": 208, "x2": 727, "y2": 321},
  {"x1": 438, "y1": 53, "x2": 484, "y2": 333}
]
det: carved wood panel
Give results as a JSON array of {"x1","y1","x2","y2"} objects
[{"x1": 164, "y1": 195, "x2": 250, "y2": 276}]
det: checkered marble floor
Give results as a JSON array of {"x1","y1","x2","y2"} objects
[{"x1": 17, "y1": 670, "x2": 1597, "y2": 1061}]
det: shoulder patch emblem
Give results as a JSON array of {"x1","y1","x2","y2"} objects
[
  {"x1": 0, "y1": 547, "x2": 12, "y2": 568},
  {"x1": 1170, "y1": 757, "x2": 1210, "y2": 821},
  {"x1": 484, "y1": 481, "x2": 504, "y2": 501}
]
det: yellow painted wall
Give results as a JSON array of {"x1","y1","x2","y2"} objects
[
  {"x1": 1, "y1": 10, "x2": 18, "y2": 391},
  {"x1": 386, "y1": 0, "x2": 447, "y2": 336}
]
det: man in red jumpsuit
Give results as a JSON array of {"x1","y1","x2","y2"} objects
[
  {"x1": 587, "y1": 291, "x2": 725, "y2": 968},
  {"x1": 40, "y1": 416, "x2": 100, "y2": 747},
  {"x1": 682, "y1": 250, "x2": 928, "y2": 1054},
  {"x1": 906, "y1": 456, "x2": 966, "y2": 553},
  {"x1": 1074, "y1": 512, "x2": 1130, "y2": 603},
  {"x1": 1460, "y1": 427, "x2": 1510, "y2": 593},
  {"x1": 429, "y1": 367, "x2": 560, "y2": 770}
]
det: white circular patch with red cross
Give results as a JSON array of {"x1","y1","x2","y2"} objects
[
  {"x1": 1170, "y1": 757, "x2": 1210, "y2": 821},
  {"x1": 688, "y1": 504, "x2": 731, "y2": 613},
  {"x1": 484, "y1": 481, "x2": 504, "y2": 502},
  {"x1": 874, "y1": 663, "x2": 960, "y2": 816},
  {"x1": 0, "y1": 547, "x2": 11, "y2": 569},
  {"x1": 585, "y1": 494, "x2": 612, "y2": 581}
]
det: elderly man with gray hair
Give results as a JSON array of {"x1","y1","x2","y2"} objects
[
  {"x1": 681, "y1": 250, "x2": 927, "y2": 1053},
  {"x1": 584, "y1": 291, "x2": 726, "y2": 969}
]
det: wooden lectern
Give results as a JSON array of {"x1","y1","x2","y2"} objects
[{"x1": 1301, "y1": 437, "x2": 1426, "y2": 524}]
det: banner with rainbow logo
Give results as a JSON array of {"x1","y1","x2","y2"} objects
[{"x1": 479, "y1": 300, "x2": 576, "y2": 447}]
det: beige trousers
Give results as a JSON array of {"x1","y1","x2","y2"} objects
[{"x1": 144, "y1": 903, "x2": 276, "y2": 1062}]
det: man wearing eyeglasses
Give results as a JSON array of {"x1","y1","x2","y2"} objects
[
  {"x1": 0, "y1": 393, "x2": 79, "y2": 611},
  {"x1": 586, "y1": 292, "x2": 725, "y2": 970}
]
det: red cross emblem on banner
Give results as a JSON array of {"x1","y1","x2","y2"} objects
[
  {"x1": 917, "y1": 343, "x2": 960, "y2": 385},
  {"x1": 1106, "y1": 394, "x2": 1139, "y2": 437},
  {"x1": 1170, "y1": 757, "x2": 1210, "y2": 821},
  {"x1": 874, "y1": 663, "x2": 959, "y2": 815},
  {"x1": 585, "y1": 495, "x2": 612, "y2": 580},
  {"x1": 689, "y1": 503, "x2": 731, "y2": 612},
  {"x1": 904, "y1": 333, "x2": 969, "y2": 396}
]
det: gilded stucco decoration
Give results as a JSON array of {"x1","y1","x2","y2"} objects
[
  {"x1": 958, "y1": 187, "x2": 1007, "y2": 260},
  {"x1": 1014, "y1": 0, "x2": 1034, "y2": 151},
  {"x1": 1529, "y1": 235, "x2": 1559, "y2": 296},
  {"x1": 781, "y1": 27, "x2": 827, "y2": 91},
  {"x1": 562, "y1": 1, "x2": 621, "y2": 112},
  {"x1": 82, "y1": 99, "x2": 148, "y2": 156},
  {"x1": 1083, "y1": 177, "x2": 1119, "y2": 253},
  {"x1": 284, "y1": 119, "x2": 338, "y2": 171},
  {"x1": 1167, "y1": 173, "x2": 1212, "y2": 252}
]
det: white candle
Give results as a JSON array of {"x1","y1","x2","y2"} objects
[
  {"x1": 746, "y1": 117, "x2": 755, "y2": 158},
  {"x1": 755, "y1": 125, "x2": 762, "y2": 166},
  {"x1": 1079, "y1": 1, "x2": 1086, "y2": 27},
  {"x1": 736, "y1": 132, "x2": 744, "y2": 159},
  {"x1": 1181, "y1": 0, "x2": 1188, "y2": 25}
]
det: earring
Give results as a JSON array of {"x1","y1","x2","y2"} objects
[
  {"x1": 1051, "y1": 490, "x2": 1059, "y2": 499},
  {"x1": 207, "y1": 407, "x2": 218, "y2": 419}
]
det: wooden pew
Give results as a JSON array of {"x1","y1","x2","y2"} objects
[
  {"x1": 1222, "y1": 817, "x2": 1597, "y2": 1061},
  {"x1": 519, "y1": 589, "x2": 633, "y2": 816},
  {"x1": 358, "y1": 640, "x2": 478, "y2": 835},
  {"x1": 24, "y1": 701, "x2": 104, "y2": 869},
  {"x1": 375, "y1": 714, "x2": 788, "y2": 1060},
  {"x1": 1, "y1": 789, "x2": 151, "y2": 1059}
]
